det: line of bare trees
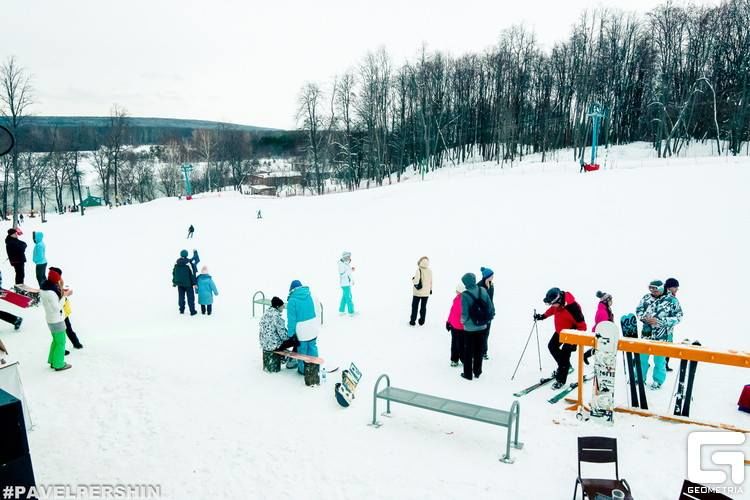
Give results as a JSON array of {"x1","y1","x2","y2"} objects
[
  {"x1": 0, "y1": 52, "x2": 263, "y2": 216},
  {"x1": 296, "y1": 0, "x2": 750, "y2": 190}
]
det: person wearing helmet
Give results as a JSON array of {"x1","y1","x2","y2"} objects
[{"x1": 534, "y1": 287, "x2": 587, "y2": 389}]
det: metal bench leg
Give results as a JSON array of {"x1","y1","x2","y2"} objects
[
  {"x1": 370, "y1": 374, "x2": 391, "y2": 428},
  {"x1": 511, "y1": 400, "x2": 523, "y2": 449}
]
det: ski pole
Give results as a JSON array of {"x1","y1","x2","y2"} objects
[{"x1": 511, "y1": 311, "x2": 539, "y2": 380}]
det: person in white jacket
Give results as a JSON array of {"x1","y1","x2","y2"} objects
[
  {"x1": 40, "y1": 268, "x2": 71, "y2": 371},
  {"x1": 338, "y1": 251, "x2": 355, "y2": 315}
]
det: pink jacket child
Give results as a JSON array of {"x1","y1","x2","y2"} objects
[
  {"x1": 447, "y1": 292, "x2": 464, "y2": 330},
  {"x1": 586, "y1": 291, "x2": 613, "y2": 363},
  {"x1": 446, "y1": 283, "x2": 466, "y2": 366}
]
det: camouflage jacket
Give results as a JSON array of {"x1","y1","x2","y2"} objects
[
  {"x1": 641, "y1": 293, "x2": 683, "y2": 341},
  {"x1": 259, "y1": 308, "x2": 289, "y2": 352}
]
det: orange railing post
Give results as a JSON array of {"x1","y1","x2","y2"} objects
[{"x1": 558, "y1": 329, "x2": 750, "y2": 430}]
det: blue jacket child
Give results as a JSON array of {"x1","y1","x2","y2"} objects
[{"x1": 195, "y1": 266, "x2": 218, "y2": 315}]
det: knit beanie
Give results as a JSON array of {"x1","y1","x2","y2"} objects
[
  {"x1": 461, "y1": 273, "x2": 477, "y2": 288},
  {"x1": 342, "y1": 251, "x2": 351, "y2": 260},
  {"x1": 6, "y1": 228, "x2": 16, "y2": 235},
  {"x1": 47, "y1": 269, "x2": 62, "y2": 285},
  {"x1": 180, "y1": 249, "x2": 189, "y2": 258},
  {"x1": 480, "y1": 267, "x2": 494, "y2": 280},
  {"x1": 596, "y1": 290, "x2": 612, "y2": 303},
  {"x1": 289, "y1": 279, "x2": 302, "y2": 291}
]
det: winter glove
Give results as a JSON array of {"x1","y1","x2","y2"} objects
[
  {"x1": 445, "y1": 321, "x2": 451, "y2": 332},
  {"x1": 534, "y1": 313, "x2": 545, "y2": 321}
]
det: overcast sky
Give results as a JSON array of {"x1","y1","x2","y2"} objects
[{"x1": 2, "y1": 0, "x2": 718, "y2": 130}]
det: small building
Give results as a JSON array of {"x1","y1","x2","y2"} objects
[
  {"x1": 249, "y1": 185, "x2": 277, "y2": 196},
  {"x1": 80, "y1": 195, "x2": 104, "y2": 207}
]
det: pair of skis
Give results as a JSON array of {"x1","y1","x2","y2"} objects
[
  {"x1": 672, "y1": 341, "x2": 701, "y2": 417},
  {"x1": 513, "y1": 374, "x2": 593, "y2": 404},
  {"x1": 621, "y1": 313, "x2": 649, "y2": 410}
]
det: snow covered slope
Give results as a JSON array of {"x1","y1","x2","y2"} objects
[{"x1": 1, "y1": 145, "x2": 748, "y2": 499}]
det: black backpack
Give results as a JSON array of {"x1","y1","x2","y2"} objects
[{"x1": 467, "y1": 290, "x2": 493, "y2": 326}]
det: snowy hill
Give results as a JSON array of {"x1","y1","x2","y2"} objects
[{"x1": 1, "y1": 144, "x2": 748, "y2": 499}]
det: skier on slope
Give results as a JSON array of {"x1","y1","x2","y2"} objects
[
  {"x1": 638, "y1": 278, "x2": 683, "y2": 389},
  {"x1": 584, "y1": 291, "x2": 614, "y2": 365},
  {"x1": 338, "y1": 251, "x2": 355, "y2": 316},
  {"x1": 187, "y1": 225, "x2": 195, "y2": 239},
  {"x1": 534, "y1": 287, "x2": 587, "y2": 389}
]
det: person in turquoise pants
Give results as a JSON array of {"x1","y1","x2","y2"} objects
[
  {"x1": 338, "y1": 251, "x2": 355, "y2": 315},
  {"x1": 638, "y1": 278, "x2": 683, "y2": 389}
]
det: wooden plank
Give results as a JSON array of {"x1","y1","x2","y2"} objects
[
  {"x1": 560, "y1": 330, "x2": 750, "y2": 368},
  {"x1": 563, "y1": 398, "x2": 750, "y2": 433}
]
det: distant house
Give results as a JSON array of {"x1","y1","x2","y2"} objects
[
  {"x1": 249, "y1": 185, "x2": 277, "y2": 196},
  {"x1": 247, "y1": 170, "x2": 304, "y2": 188}
]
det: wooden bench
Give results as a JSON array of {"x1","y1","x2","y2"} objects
[
  {"x1": 252, "y1": 290, "x2": 324, "y2": 324},
  {"x1": 370, "y1": 374, "x2": 523, "y2": 463},
  {"x1": 268, "y1": 350, "x2": 324, "y2": 386}
]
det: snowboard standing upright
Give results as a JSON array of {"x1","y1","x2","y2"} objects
[
  {"x1": 589, "y1": 321, "x2": 619, "y2": 424},
  {"x1": 620, "y1": 313, "x2": 648, "y2": 410}
]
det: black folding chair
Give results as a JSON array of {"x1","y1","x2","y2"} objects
[{"x1": 573, "y1": 436, "x2": 632, "y2": 499}]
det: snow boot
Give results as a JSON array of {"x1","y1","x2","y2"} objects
[
  {"x1": 286, "y1": 358, "x2": 298, "y2": 370},
  {"x1": 552, "y1": 381, "x2": 565, "y2": 390},
  {"x1": 55, "y1": 363, "x2": 72, "y2": 371},
  {"x1": 13, "y1": 317, "x2": 22, "y2": 330}
]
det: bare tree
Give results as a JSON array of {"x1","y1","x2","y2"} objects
[
  {"x1": 0, "y1": 57, "x2": 33, "y2": 226},
  {"x1": 296, "y1": 82, "x2": 325, "y2": 194}
]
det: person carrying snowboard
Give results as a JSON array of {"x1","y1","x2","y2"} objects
[
  {"x1": 639, "y1": 278, "x2": 683, "y2": 389},
  {"x1": 534, "y1": 287, "x2": 587, "y2": 389},
  {"x1": 459, "y1": 273, "x2": 495, "y2": 380},
  {"x1": 196, "y1": 265, "x2": 219, "y2": 315},
  {"x1": 584, "y1": 291, "x2": 613, "y2": 365},
  {"x1": 187, "y1": 225, "x2": 195, "y2": 239},
  {"x1": 0, "y1": 270, "x2": 23, "y2": 330},
  {"x1": 40, "y1": 268, "x2": 71, "y2": 371},
  {"x1": 338, "y1": 251, "x2": 355, "y2": 316},
  {"x1": 172, "y1": 249, "x2": 197, "y2": 315},
  {"x1": 32, "y1": 231, "x2": 47, "y2": 287},
  {"x1": 446, "y1": 282, "x2": 465, "y2": 367},
  {"x1": 5, "y1": 228, "x2": 27, "y2": 284},
  {"x1": 477, "y1": 266, "x2": 495, "y2": 360},
  {"x1": 287, "y1": 280, "x2": 321, "y2": 373},
  {"x1": 410, "y1": 256, "x2": 432, "y2": 326}
]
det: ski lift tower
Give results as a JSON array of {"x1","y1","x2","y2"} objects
[
  {"x1": 582, "y1": 103, "x2": 606, "y2": 172},
  {"x1": 181, "y1": 163, "x2": 193, "y2": 200}
]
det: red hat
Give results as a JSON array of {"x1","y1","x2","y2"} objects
[{"x1": 47, "y1": 269, "x2": 62, "y2": 285}]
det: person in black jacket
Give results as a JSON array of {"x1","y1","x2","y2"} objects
[
  {"x1": 477, "y1": 267, "x2": 495, "y2": 360},
  {"x1": 187, "y1": 225, "x2": 194, "y2": 239},
  {"x1": 172, "y1": 249, "x2": 197, "y2": 315},
  {"x1": 5, "y1": 228, "x2": 27, "y2": 284}
]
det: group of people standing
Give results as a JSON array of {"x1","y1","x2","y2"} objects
[
  {"x1": 533, "y1": 278, "x2": 683, "y2": 390},
  {"x1": 2, "y1": 227, "x2": 84, "y2": 372}
]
